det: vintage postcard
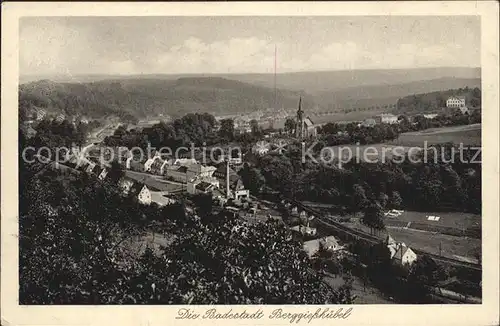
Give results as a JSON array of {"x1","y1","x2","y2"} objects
[{"x1": 1, "y1": 2, "x2": 499, "y2": 326}]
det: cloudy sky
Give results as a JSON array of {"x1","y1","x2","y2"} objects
[{"x1": 20, "y1": 16, "x2": 480, "y2": 76}]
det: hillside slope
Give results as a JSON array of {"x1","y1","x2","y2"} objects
[{"x1": 19, "y1": 77, "x2": 314, "y2": 119}]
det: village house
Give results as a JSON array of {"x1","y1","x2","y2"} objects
[
  {"x1": 164, "y1": 164, "x2": 215, "y2": 183},
  {"x1": 423, "y1": 113, "x2": 439, "y2": 119},
  {"x1": 149, "y1": 191, "x2": 176, "y2": 206},
  {"x1": 374, "y1": 113, "x2": 399, "y2": 124},
  {"x1": 119, "y1": 179, "x2": 152, "y2": 205},
  {"x1": 55, "y1": 113, "x2": 66, "y2": 123},
  {"x1": 386, "y1": 235, "x2": 418, "y2": 266},
  {"x1": 361, "y1": 118, "x2": 377, "y2": 128},
  {"x1": 446, "y1": 96, "x2": 466, "y2": 108},
  {"x1": 302, "y1": 236, "x2": 343, "y2": 258},
  {"x1": 144, "y1": 153, "x2": 162, "y2": 172},
  {"x1": 187, "y1": 181, "x2": 216, "y2": 195},
  {"x1": 35, "y1": 108, "x2": 47, "y2": 121}
]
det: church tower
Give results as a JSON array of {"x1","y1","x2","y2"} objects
[{"x1": 295, "y1": 97, "x2": 304, "y2": 138}]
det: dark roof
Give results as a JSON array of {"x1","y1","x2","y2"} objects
[
  {"x1": 304, "y1": 117, "x2": 314, "y2": 126},
  {"x1": 129, "y1": 182, "x2": 147, "y2": 197},
  {"x1": 150, "y1": 158, "x2": 165, "y2": 170},
  {"x1": 93, "y1": 166, "x2": 105, "y2": 176},
  {"x1": 76, "y1": 162, "x2": 90, "y2": 172},
  {"x1": 196, "y1": 181, "x2": 214, "y2": 192}
]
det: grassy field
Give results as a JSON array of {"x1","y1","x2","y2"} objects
[
  {"x1": 344, "y1": 219, "x2": 480, "y2": 263},
  {"x1": 385, "y1": 211, "x2": 480, "y2": 231},
  {"x1": 388, "y1": 124, "x2": 481, "y2": 147}
]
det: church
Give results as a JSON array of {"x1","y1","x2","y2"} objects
[{"x1": 295, "y1": 97, "x2": 317, "y2": 138}]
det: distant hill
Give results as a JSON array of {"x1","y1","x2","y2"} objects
[
  {"x1": 19, "y1": 67, "x2": 481, "y2": 120},
  {"x1": 18, "y1": 77, "x2": 314, "y2": 119},
  {"x1": 315, "y1": 77, "x2": 481, "y2": 110},
  {"x1": 20, "y1": 67, "x2": 480, "y2": 93}
]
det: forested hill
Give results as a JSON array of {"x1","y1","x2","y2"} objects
[
  {"x1": 18, "y1": 77, "x2": 313, "y2": 119},
  {"x1": 395, "y1": 86, "x2": 482, "y2": 113}
]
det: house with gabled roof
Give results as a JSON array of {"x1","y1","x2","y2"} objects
[
  {"x1": 386, "y1": 234, "x2": 417, "y2": 266},
  {"x1": 119, "y1": 178, "x2": 151, "y2": 205},
  {"x1": 393, "y1": 245, "x2": 417, "y2": 266},
  {"x1": 302, "y1": 236, "x2": 343, "y2": 258}
]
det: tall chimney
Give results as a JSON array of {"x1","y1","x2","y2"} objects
[{"x1": 226, "y1": 158, "x2": 230, "y2": 199}]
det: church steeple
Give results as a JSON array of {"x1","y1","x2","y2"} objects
[
  {"x1": 295, "y1": 96, "x2": 304, "y2": 138},
  {"x1": 297, "y1": 96, "x2": 303, "y2": 119}
]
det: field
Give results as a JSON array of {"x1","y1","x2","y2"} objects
[
  {"x1": 388, "y1": 124, "x2": 481, "y2": 147},
  {"x1": 385, "y1": 211, "x2": 480, "y2": 231},
  {"x1": 344, "y1": 218, "x2": 481, "y2": 263}
]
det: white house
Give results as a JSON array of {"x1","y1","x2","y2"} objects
[
  {"x1": 144, "y1": 153, "x2": 161, "y2": 172},
  {"x1": 423, "y1": 113, "x2": 439, "y2": 119},
  {"x1": 302, "y1": 236, "x2": 343, "y2": 258},
  {"x1": 446, "y1": 96, "x2": 466, "y2": 108},
  {"x1": 119, "y1": 179, "x2": 152, "y2": 205},
  {"x1": 374, "y1": 113, "x2": 399, "y2": 124},
  {"x1": 386, "y1": 235, "x2": 417, "y2": 266},
  {"x1": 361, "y1": 118, "x2": 377, "y2": 128}
]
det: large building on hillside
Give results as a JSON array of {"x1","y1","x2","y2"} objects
[
  {"x1": 374, "y1": 113, "x2": 399, "y2": 124},
  {"x1": 295, "y1": 97, "x2": 317, "y2": 139},
  {"x1": 446, "y1": 96, "x2": 466, "y2": 108}
]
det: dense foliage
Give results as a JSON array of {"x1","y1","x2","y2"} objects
[
  {"x1": 19, "y1": 146, "x2": 351, "y2": 304},
  {"x1": 248, "y1": 142, "x2": 481, "y2": 214}
]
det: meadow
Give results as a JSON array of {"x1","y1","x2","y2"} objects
[{"x1": 388, "y1": 124, "x2": 481, "y2": 147}]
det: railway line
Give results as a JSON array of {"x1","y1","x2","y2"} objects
[{"x1": 287, "y1": 199, "x2": 482, "y2": 271}]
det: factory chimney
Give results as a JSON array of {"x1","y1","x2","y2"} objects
[{"x1": 226, "y1": 157, "x2": 230, "y2": 199}]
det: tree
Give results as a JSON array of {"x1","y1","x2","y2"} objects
[
  {"x1": 239, "y1": 164, "x2": 266, "y2": 194},
  {"x1": 20, "y1": 156, "x2": 352, "y2": 304},
  {"x1": 406, "y1": 255, "x2": 445, "y2": 303},
  {"x1": 361, "y1": 204, "x2": 385, "y2": 235},
  {"x1": 284, "y1": 118, "x2": 297, "y2": 135},
  {"x1": 250, "y1": 119, "x2": 260, "y2": 136},
  {"x1": 350, "y1": 184, "x2": 368, "y2": 216},
  {"x1": 106, "y1": 161, "x2": 125, "y2": 184},
  {"x1": 218, "y1": 119, "x2": 235, "y2": 142},
  {"x1": 388, "y1": 191, "x2": 403, "y2": 209}
]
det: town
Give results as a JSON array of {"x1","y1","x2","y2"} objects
[
  {"x1": 20, "y1": 89, "x2": 482, "y2": 305},
  {"x1": 16, "y1": 15, "x2": 484, "y2": 307}
]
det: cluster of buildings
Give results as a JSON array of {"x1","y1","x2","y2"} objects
[
  {"x1": 102, "y1": 145, "x2": 250, "y2": 206},
  {"x1": 360, "y1": 113, "x2": 399, "y2": 127}
]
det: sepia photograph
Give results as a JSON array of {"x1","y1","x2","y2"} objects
[{"x1": 2, "y1": 2, "x2": 499, "y2": 326}]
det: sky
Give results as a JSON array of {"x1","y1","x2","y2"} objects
[{"x1": 19, "y1": 16, "x2": 480, "y2": 76}]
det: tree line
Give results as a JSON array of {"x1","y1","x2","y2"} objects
[{"x1": 396, "y1": 87, "x2": 481, "y2": 113}]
